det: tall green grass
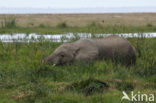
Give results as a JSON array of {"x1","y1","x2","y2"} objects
[{"x1": 0, "y1": 36, "x2": 155, "y2": 103}]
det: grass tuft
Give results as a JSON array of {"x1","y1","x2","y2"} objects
[
  {"x1": 56, "y1": 22, "x2": 68, "y2": 28},
  {"x1": 0, "y1": 18, "x2": 17, "y2": 28}
]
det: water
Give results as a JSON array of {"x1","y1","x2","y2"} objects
[
  {"x1": 0, "y1": 7, "x2": 156, "y2": 14},
  {"x1": 0, "y1": 32, "x2": 156, "y2": 43}
]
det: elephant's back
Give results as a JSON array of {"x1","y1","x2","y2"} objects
[
  {"x1": 103, "y1": 35, "x2": 128, "y2": 43},
  {"x1": 97, "y1": 35, "x2": 131, "y2": 48},
  {"x1": 74, "y1": 38, "x2": 97, "y2": 47},
  {"x1": 97, "y1": 35, "x2": 136, "y2": 65}
]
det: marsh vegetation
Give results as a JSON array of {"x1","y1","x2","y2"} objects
[
  {"x1": 0, "y1": 13, "x2": 156, "y2": 34},
  {"x1": 0, "y1": 36, "x2": 155, "y2": 103},
  {"x1": 0, "y1": 14, "x2": 156, "y2": 103}
]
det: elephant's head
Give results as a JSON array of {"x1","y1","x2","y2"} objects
[{"x1": 42, "y1": 43, "x2": 79, "y2": 65}]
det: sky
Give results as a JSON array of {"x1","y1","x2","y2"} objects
[{"x1": 0, "y1": 0, "x2": 156, "y2": 8}]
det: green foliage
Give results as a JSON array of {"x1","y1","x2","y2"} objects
[
  {"x1": 129, "y1": 37, "x2": 156, "y2": 77},
  {"x1": 146, "y1": 23, "x2": 153, "y2": 27},
  {"x1": 39, "y1": 24, "x2": 46, "y2": 28},
  {"x1": 66, "y1": 78, "x2": 109, "y2": 96},
  {"x1": 56, "y1": 22, "x2": 68, "y2": 28},
  {"x1": 88, "y1": 22, "x2": 103, "y2": 28},
  {"x1": 1, "y1": 21, "x2": 156, "y2": 34},
  {"x1": 0, "y1": 37, "x2": 156, "y2": 103},
  {"x1": 0, "y1": 18, "x2": 17, "y2": 28}
]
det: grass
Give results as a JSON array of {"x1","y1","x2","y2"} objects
[
  {"x1": 0, "y1": 36, "x2": 156, "y2": 103},
  {"x1": 0, "y1": 18, "x2": 16, "y2": 28},
  {"x1": 56, "y1": 22, "x2": 68, "y2": 28},
  {"x1": 1, "y1": 24, "x2": 156, "y2": 34},
  {"x1": 1, "y1": 13, "x2": 156, "y2": 27},
  {"x1": 1, "y1": 13, "x2": 156, "y2": 34}
]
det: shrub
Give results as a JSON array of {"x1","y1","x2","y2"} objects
[
  {"x1": 146, "y1": 23, "x2": 153, "y2": 27},
  {"x1": 56, "y1": 22, "x2": 68, "y2": 28},
  {"x1": 39, "y1": 24, "x2": 45, "y2": 28}
]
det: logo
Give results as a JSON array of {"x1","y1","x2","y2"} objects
[{"x1": 121, "y1": 91, "x2": 155, "y2": 102}]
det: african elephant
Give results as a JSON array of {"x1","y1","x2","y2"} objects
[{"x1": 42, "y1": 35, "x2": 136, "y2": 66}]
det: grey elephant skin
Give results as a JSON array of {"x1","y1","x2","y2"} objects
[{"x1": 43, "y1": 35, "x2": 136, "y2": 66}]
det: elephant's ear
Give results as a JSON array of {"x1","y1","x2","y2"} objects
[
  {"x1": 74, "y1": 46, "x2": 99, "y2": 61},
  {"x1": 70, "y1": 44, "x2": 80, "y2": 57}
]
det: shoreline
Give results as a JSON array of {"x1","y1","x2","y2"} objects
[
  {"x1": 0, "y1": 12, "x2": 156, "y2": 14},
  {"x1": 0, "y1": 32, "x2": 156, "y2": 43}
]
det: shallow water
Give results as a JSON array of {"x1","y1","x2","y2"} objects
[
  {"x1": 0, "y1": 32, "x2": 156, "y2": 43},
  {"x1": 1, "y1": 7, "x2": 156, "y2": 14}
]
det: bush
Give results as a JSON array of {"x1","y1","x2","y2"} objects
[
  {"x1": 56, "y1": 22, "x2": 68, "y2": 28},
  {"x1": 39, "y1": 24, "x2": 45, "y2": 28},
  {"x1": 146, "y1": 23, "x2": 153, "y2": 27}
]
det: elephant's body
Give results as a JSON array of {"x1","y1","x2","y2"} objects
[{"x1": 43, "y1": 35, "x2": 136, "y2": 66}]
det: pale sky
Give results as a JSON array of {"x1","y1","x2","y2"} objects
[{"x1": 0, "y1": 0, "x2": 156, "y2": 8}]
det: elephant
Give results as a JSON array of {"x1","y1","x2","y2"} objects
[{"x1": 42, "y1": 35, "x2": 136, "y2": 66}]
